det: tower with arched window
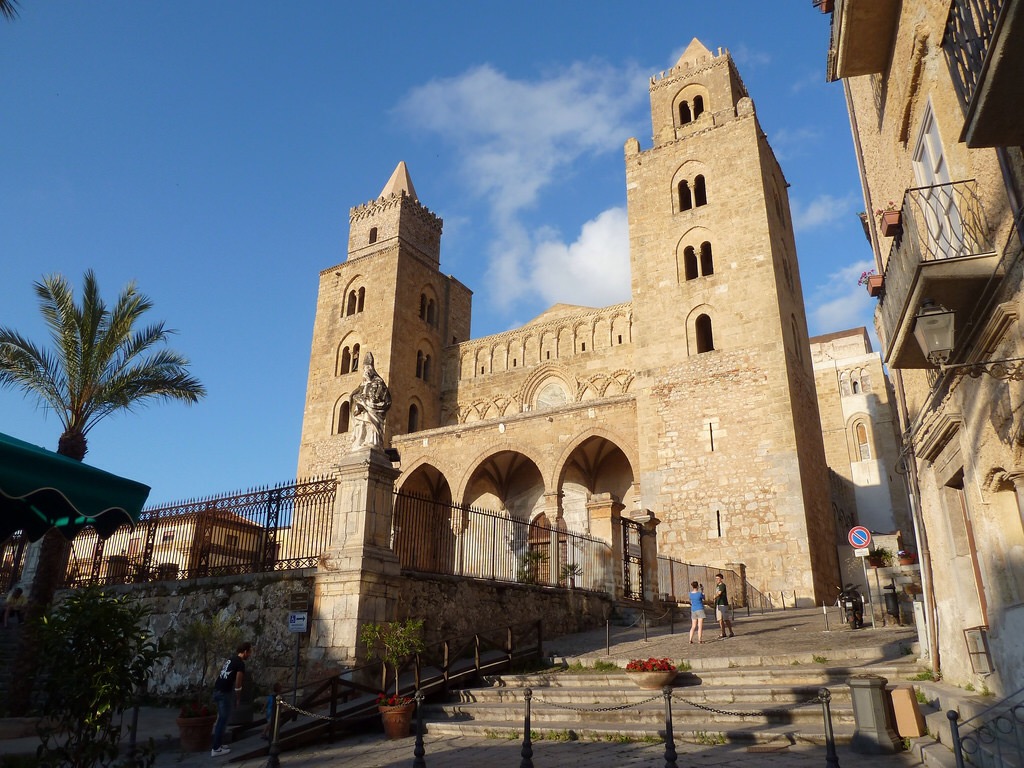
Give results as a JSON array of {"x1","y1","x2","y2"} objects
[{"x1": 296, "y1": 161, "x2": 472, "y2": 476}]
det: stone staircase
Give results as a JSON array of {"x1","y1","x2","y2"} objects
[{"x1": 423, "y1": 655, "x2": 924, "y2": 747}]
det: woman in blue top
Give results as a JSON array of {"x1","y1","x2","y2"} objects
[{"x1": 688, "y1": 581, "x2": 706, "y2": 644}]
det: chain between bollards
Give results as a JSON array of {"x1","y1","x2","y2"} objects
[
  {"x1": 412, "y1": 690, "x2": 426, "y2": 767},
  {"x1": 662, "y1": 686, "x2": 677, "y2": 767},
  {"x1": 520, "y1": 688, "x2": 534, "y2": 768},
  {"x1": 819, "y1": 687, "x2": 840, "y2": 768}
]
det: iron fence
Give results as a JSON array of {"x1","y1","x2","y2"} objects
[
  {"x1": 0, "y1": 531, "x2": 27, "y2": 593},
  {"x1": 62, "y1": 476, "x2": 336, "y2": 587},
  {"x1": 949, "y1": 685, "x2": 1024, "y2": 767},
  {"x1": 656, "y1": 555, "x2": 768, "y2": 611},
  {"x1": 392, "y1": 492, "x2": 611, "y2": 592},
  {"x1": 943, "y1": 0, "x2": 1002, "y2": 115}
]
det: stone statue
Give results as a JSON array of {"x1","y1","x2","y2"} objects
[{"x1": 349, "y1": 351, "x2": 392, "y2": 450}]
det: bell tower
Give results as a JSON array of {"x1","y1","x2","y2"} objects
[
  {"x1": 297, "y1": 162, "x2": 472, "y2": 479},
  {"x1": 624, "y1": 40, "x2": 838, "y2": 599}
]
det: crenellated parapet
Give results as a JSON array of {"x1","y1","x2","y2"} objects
[{"x1": 349, "y1": 190, "x2": 443, "y2": 234}]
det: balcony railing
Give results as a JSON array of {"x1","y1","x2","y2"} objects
[
  {"x1": 944, "y1": 0, "x2": 1001, "y2": 115},
  {"x1": 879, "y1": 179, "x2": 999, "y2": 368}
]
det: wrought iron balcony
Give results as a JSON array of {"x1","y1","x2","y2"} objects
[
  {"x1": 943, "y1": 0, "x2": 1024, "y2": 147},
  {"x1": 878, "y1": 180, "x2": 1003, "y2": 369},
  {"x1": 825, "y1": 0, "x2": 901, "y2": 82}
]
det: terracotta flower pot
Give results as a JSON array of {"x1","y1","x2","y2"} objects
[
  {"x1": 176, "y1": 714, "x2": 216, "y2": 752},
  {"x1": 379, "y1": 701, "x2": 415, "y2": 739},
  {"x1": 865, "y1": 274, "x2": 884, "y2": 297},
  {"x1": 626, "y1": 669, "x2": 677, "y2": 689},
  {"x1": 879, "y1": 210, "x2": 902, "y2": 237}
]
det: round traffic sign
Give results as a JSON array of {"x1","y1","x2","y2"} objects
[{"x1": 848, "y1": 526, "x2": 871, "y2": 549}]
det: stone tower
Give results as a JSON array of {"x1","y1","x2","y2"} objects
[
  {"x1": 625, "y1": 40, "x2": 837, "y2": 597},
  {"x1": 297, "y1": 162, "x2": 472, "y2": 476}
]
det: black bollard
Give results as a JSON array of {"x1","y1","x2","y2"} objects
[
  {"x1": 265, "y1": 696, "x2": 282, "y2": 768},
  {"x1": 520, "y1": 688, "x2": 534, "y2": 768},
  {"x1": 947, "y1": 711, "x2": 966, "y2": 768},
  {"x1": 606, "y1": 619, "x2": 611, "y2": 655},
  {"x1": 662, "y1": 686, "x2": 678, "y2": 767},
  {"x1": 819, "y1": 688, "x2": 840, "y2": 768},
  {"x1": 669, "y1": 605, "x2": 675, "y2": 635},
  {"x1": 643, "y1": 610, "x2": 649, "y2": 642},
  {"x1": 412, "y1": 690, "x2": 426, "y2": 767}
]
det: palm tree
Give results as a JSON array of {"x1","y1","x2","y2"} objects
[
  {"x1": 0, "y1": 270, "x2": 206, "y2": 462},
  {"x1": 0, "y1": 0, "x2": 19, "y2": 21},
  {"x1": 0, "y1": 270, "x2": 205, "y2": 602}
]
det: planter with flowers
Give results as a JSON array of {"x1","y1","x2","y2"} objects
[
  {"x1": 361, "y1": 619, "x2": 425, "y2": 740},
  {"x1": 625, "y1": 657, "x2": 678, "y2": 689},
  {"x1": 898, "y1": 550, "x2": 918, "y2": 566},
  {"x1": 858, "y1": 269, "x2": 884, "y2": 298},
  {"x1": 176, "y1": 701, "x2": 216, "y2": 752},
  {"x1": 875, "y1": 202, "x2": 902, "y2": 237}
]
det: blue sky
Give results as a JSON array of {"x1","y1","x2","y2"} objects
[{"x1": 0, "y1": 3, "x2": 876, "y2": 505}]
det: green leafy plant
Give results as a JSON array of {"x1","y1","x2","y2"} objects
[
  {"x1": 558, "y1": 562, "x2": 582, "y2": 587},
  {"x1": 812, "y1": 655, "x2": 829, "y2": 664},
  {"x1": 915, "y1": 688, "x2": 929, "y2": 705},
  {"x1": 517, "y1": 549, "x2": 548, "y2": 584},
  {"x1": 34, "y1": 587, "x2": 166, "y2": 768},
  {"x1": 360, "y1": 618, "x2": 425, "y2": 701},
  {"x1": 869, "y1": 546, "x2": 895, "y2": 566},
  {"x1": 171, "y1": 614, "x2": 245, "y2": 693}
]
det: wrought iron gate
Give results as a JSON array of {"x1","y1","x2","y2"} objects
[{"x1": 621, "y1": 517, "x2": 644, "y2": 601}]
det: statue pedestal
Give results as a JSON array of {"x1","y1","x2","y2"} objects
[{"x1": 311, "y1": 448, "x2": 402, "y2": 666}]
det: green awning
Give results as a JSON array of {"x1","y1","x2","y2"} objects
[{"x1": 0, "y1": 431, "x2": 151, "y2": 542}]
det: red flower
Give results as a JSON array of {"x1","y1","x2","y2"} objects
[
  {"x1": 179, "y1": 701, "x2": 212, "y2": 718},
  {"x1": 625, "y1": 657, "x2": 676, "y2": 672},
  {"x1": 376, "y1": 692, "x2": 413, "y2": 707}
]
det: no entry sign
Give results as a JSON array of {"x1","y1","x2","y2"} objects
[{"x1": 848, "y1": 526, "x2": 872, "y2": 549}]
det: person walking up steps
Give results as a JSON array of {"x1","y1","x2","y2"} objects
[
  {"x1": 211, "y1": 642, "x2": 253, "y2": 757},
  {"x1": 688, "y1": 581, "x2": 706, "y2": 644},
  {"x1": 714, "y1": 573, "x2": 735, "y2": 638}
]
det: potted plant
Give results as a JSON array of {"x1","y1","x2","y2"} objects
[
  {"x1": 898, "y1": 550, "x2": 918, "y2": 566},
  {"x1": 624, "y1": 657, "x2": 678, "y2": 689},
  {"x1": 875, "y1": 202, "x2": 902, "y2": 237},
  {"x1": 559, "y1": 561, "x2": 582, "y2": 588},
  {"x1": 360, "y1": 618, "x2": 425, "y2": 739},
  {"x1": 858, "y1": 269, "x2": 884, "y2": 298},
  {"x1": 867, "y1": 546, "x2": 895, "y2": 568},
  {"x1": 176, "y1": 701, "x2": 217, "y2": 752}
]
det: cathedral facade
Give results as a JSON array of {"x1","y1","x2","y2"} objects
[{"x1": 297, "y1": 40, "x2": 840, "y2": 602}]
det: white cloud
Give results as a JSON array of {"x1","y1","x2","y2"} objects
[
  {"x1": 791, "y1": 192, "x2": 860, "y2": 232},
  {"x1": 528, "y1": 207, "x2": 631, "y2": 308},
  {"x1": 806, "y1": 258, "x2": 880, "y2": 344}
]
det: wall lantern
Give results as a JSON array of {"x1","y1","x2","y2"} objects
[{"x1": 913, "y1": 300, "x2": 1024, "y2": 380}]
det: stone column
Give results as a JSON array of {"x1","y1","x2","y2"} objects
[
  {"x1": 310, "y1": 447, "x2": 402, "y2": 668},
  {"x1": 632, "y1": 510, "x2": 661, "y2": 603},
  {"x1": 587, "y1": 493, "x2": 624, "y2": 597},
  {"x1": 542, "y1": 491, "x2": 562, "y2": 583},
  {"x1": 848, "y1": 674, "x2": 901, "y2": 754}
]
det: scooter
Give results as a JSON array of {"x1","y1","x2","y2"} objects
[{"x1": 837, "y1": 583, "x2": 864, "y2": 629}]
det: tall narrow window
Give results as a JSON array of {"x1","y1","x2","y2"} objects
[
  {"x1": 695, "y1": 314, "x2": 714, "y2": 353},
  {"x1": 693, "y1": 95, "x2": 705, "y2": 120},
  {"x1": 357, "y1": 287, "x2": 365, "y2": 312},
  {"x1": 346, "y1": 291, "x2": 357, "y2": 316},
  {"x1": 352, "y1": 343, "x2": 360, "y2": 370},
  {"x1": 341, "y1": 347, "x2": 352, "y2": 374},
  {"x1": 694, "y1": 175, "x2": 707, "y2": 207},
  {"x1": 368, "y1": 227, "x2": 378, "y2": 244},
  {"x1": 408, "y1": 404, "x2": 419, "y2": 433},
  {"x1": 416, "y1": 350, "x2": 424, "y2": 378},
  {"x1": 678, "y1": 180, "x2": 693, "y2": 211},
  {"x1": 338, "y1": 401, "x2": 350, "y2": 433},
  {"x1": 700, "y1": 242, "x2": 714, "y2": 276},
  {"x1": 683, "y1": 246, "x2": 698, "y2": 281},
  {"x1": 856, "y1": 422, "x2": 871, "y2": 461},
  {"x1": 419, "y1": 294, "x2": 427, "y2": 319},
  {"x1": 679, "y1": 101, "x2": 692, "y2": 125},
  {"x1": 426, "y1": 299, "x2": 436, "y2": 326},
  {"x1": 423, "y1": 355, "x2": 432, "y2": 382}
]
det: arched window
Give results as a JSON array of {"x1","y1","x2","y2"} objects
[
  {"x1": 678, "y1": 180, "x2": 693, "y2": 212},
  {"x1": 341, "y1": 347, "x2": 352, "y2": 374},
  {"x1": 408, "y1": 403, "x2": 419, "y2": 433},
  {"x1": 416, "y1": 350, "x2": 424, "y2": 378},
  {"x1": 423, "y1": 355, "x2": 432, "y2": 382},
  {"x1": 694, "y1": 175, "x2": 707, "y2": 207},
  {"x1": 337, "y1": 401, "x2": 350, "y2": 434},
  {"x1": 855, "y1": 422, "x2": 871, "y2": 461},
  {"x1": 700, "y1": 241, "x2": 714, "y2": 276},
  {"x1": 683, "y1": 246, "x2": 698, "y2": 281},
  {"x1": 357, "y1": 287, "x2": 365, "y2": 312},
  {"x1": 419, "y1": 294, "x2": 427, "y2": 320},
  {"x1": 839, "y1": 372, "x2": 851, "y2": 397},
  {"x1": 346, "y1": 291, "x2": 357, "y2": 316},
  {"x1": 426, "y1": 299, "x2": 436, "y2": 326},
  {"x1": 352, "y1": 343, "x2": 360, "y2": 370},
  {"x1": 679, "y1": 101, "x2": 692, "y2": 125},
  {"x1": 693, "y1": 95, "x2": 704, "y2": 120},
  {"x1": 852, "y1": 380, "x2": 861, "y2": 394},
  {"x1": 368, "y1": 227, "x2": 378, "y2": 244},
  {"x1": 696, "y1": 314, "x2": 714, "y2": 353}
]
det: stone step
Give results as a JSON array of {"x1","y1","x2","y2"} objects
[
  {"x1": 454, "y1": 683, "x2": 850, "y2": 706},
  {"x1": 425, "y1": 717, "x2": 860, "y2": 746}
]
